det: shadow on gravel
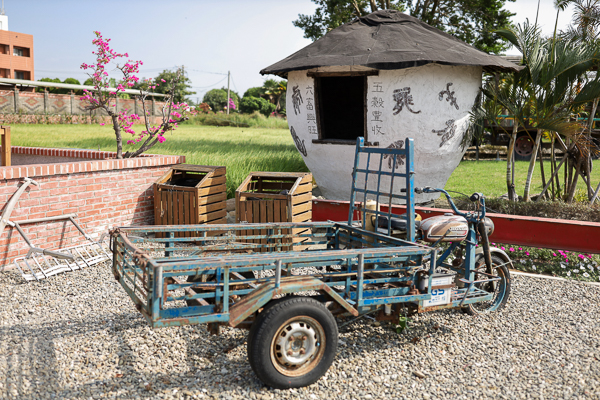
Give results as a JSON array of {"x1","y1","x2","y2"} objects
[
  {"x1": 1, "y1": 311, "x2": 265, "y2": 398},
  {"x1": 1, "y1": 289, "x2": 479, "y2": 399}
]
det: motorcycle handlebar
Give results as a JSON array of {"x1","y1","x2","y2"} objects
[{"x1": 411, "y1": 187, "x2": 486, "y2": 220}]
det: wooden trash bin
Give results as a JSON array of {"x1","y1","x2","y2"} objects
[
  {"x1": 236, "y1": 172, "x2": 312, "y2": 252},
  {"x1": 154, "y1": 165, "x2": 227, "y2": 237}
]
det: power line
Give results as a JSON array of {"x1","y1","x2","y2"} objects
[
  {"x1": 190, "y1": 76, "x2": 227, "y2": 90},
  {"x1": 230, "y1": 74, "x2": 239, "y2": 94},
  {"x1": 35, "y1": 67, "x2": 174, "y2": 74},
  {"x1": 187, "y1": 69, "x2": 228, "y2": 76}
]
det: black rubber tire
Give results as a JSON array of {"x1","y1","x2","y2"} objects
[
  {"x1": 185, "y1": 270, "x2": 255, "y2": 307},
  {"x1": 247, "y1": 295, "x2": 298, "y2": 362},
  {"x1": 247, "y1": 296, "x2": 338, "y2": 389},
  {"x1": 462, "y1": 254, "x2": 511, "y2": 315}
]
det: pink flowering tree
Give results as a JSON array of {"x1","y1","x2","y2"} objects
[{"x1": 81, "y1": 31, "x2": 192, "y2": 159}]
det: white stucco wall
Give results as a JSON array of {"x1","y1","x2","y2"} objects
[{"x1": 286, "y1": 64, "x2": 482, "y2": 204}]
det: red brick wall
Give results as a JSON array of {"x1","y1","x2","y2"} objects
[{"x1": 0, "y1": 147, "x2": 185, "y2": 268}]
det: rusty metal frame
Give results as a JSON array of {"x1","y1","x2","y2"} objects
[{"x1": 312, "y1": 199, "x2": 600, "y2": 253}]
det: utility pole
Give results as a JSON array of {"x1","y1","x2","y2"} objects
[
  {"x1": 226, "y1": 70, "x2": 230, "y2": 115},
  {"x1": 181, "y1": 64, "x2": 185, "y2": 104}
]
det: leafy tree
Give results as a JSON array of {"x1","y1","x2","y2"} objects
[
  {"x1": 243, "y1": 79, "x2": 287, "y2": 111},
  {"x1": 262, "y1": 79, "x2": 287, "y2": 111},
  {"x1": 557, "y1": 0, "x2": 600, "y2": 43},
  {"x1": 482, "y1": 21, "x2": 600, "y2": 202},
  {"x1": 243, "y1": 86, "x2": 263, "y2": 98},
  {"x1": 556, "y1": 0, "x2": 600, "y2": 202},
  {"x1": 36, "y1": 78, "x2": 61, "y2": 93},
  {"x1": 143, "y1": 69, "x2": 196, "y2": 103},
  {"x1": 239, "y1": 96, "x2": 276, "y2": 116},
  {"x1": 62, "y1": 77, "x2": 81, "y2": 86},
  {"x1": 293, "y1": 0, "x2": 404, "y2": 41},
  {"x1": 81, "y1": 31, "x2": 191, "y2": 159},
  {"x1": 37, "y1": 77, "x2": 84, "y2": 94},
  {"x1": 202, "y1": 88, "x2": 240, "y2": 112},
  {"x1": 293, "y1": 0, "x2": 516, "y2": 54}
]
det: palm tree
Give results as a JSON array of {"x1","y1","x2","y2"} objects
[
  {"x1": 557, "y1": 0, "x2": 600, "y2": 201},
  {"x1": 262, "y1": 79, "x2": 287, "y2": 112},
  {"x1": 487, "y1": 20, "x2": 600, "y2": 202},
  {"x1": 559, "y1": 0, "x2": 600, "y2": 43}
]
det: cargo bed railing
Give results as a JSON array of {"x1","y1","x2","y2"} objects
[{"x1": 111, "y1": 223, "x2": 437, "y2": 328}]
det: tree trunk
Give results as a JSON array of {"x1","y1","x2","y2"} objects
[
  {"x1": 566, "y1": 157, "x2": 581, "y2": 203},
  {"x1": 536, "y1": 149, "x2": 571, "y2": 202},
  {"x1": 538, "y1": 140, "x2": 547, "y2": 201},
  {"x1": 588, "y1": 98, "x2": 598, "y2": 134},
  {"x1": 523, "y1": 129, "x2": 542, "y2": 201},
  {"x1": 549, "y1": 137, "x2": 555, "y2": 199},
  {"x1": 506, "y1": 123, "x2": 518, "y2": 201},
  {"x1": 564, "y1": 137, "x2": 570, "y2": 199},
  {"x1": 586, "y1": 98, "x2": 598, "y2": 199},
  {"x1": 580, "y1": 160, "x2": 593, "y2": 199},
  {"x1": 111, "y1": 114, "x2": 122, "y2": 159},
  {"x1": 369, "y1": 0, "x2": 379, "y2": 12},
  {"x1": 590, "y1": 180, "x2": 600, "y2": 205},
  {"x1": 566, "y1": 153, "x2": 573, "y2": 201}
]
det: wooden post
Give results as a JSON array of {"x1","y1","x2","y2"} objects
[
  {"x1": 70, "y1": 90, "x2": 75, "y2": 115},
  {"x1": 43, "y1": 89, "x2": 48, "y2": 114},
  {"x1": 13, "y1": 86, "x2": 18, "y2": 113},
  {"x1": 1, "y1": 126, "x2": 11, "y2": 166}
]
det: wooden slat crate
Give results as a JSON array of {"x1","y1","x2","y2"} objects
[
  {"x1": 154, "y1": 165, "x2": 227, "y2": 237},
  {"x1": 236, "y1": 172, "x2": 312, "y2": 252}
]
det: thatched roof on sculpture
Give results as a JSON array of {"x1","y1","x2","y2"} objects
[{"x1": 261, "y1": 10, "x2": 521, "y2": 77}]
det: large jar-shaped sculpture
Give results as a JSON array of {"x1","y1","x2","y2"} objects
[{"x1": 261, "y1": 10, "x2": 519, "y2": 203}]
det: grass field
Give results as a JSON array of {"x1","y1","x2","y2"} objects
[
  {"x1": 11, "y1": 124, "x2": 308, "y2": 198},
  {"x1": 10, "y1": 124, "x2": 600, "y2": 199},
  {"x1": 446, "y1": 158, "x2": 600, "y2": 199}
]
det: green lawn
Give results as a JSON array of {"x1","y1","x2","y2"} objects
[
  {"x1": 11, "y1": 124, "x2": 307, "y2": 198},
  {"x1": 446, "y1": 158, "x2": 600, "y2": 199},
  {"x1": 10, "y1": 124, "x2": 599, "y2": 199}
]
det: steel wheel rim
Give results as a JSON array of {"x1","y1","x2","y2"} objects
[
  {"x1": 471, "y1": 261, "x2": 506, "y2": 312},
  {"x1": 270, "y1": 316, "x2": 326, "y2": 377},
  {"x1": 515, "y1": 135, "x2": 534, "y2": 156}
]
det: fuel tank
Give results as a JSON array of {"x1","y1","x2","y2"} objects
[{"x1": 420, "y1": 214, "x2": 468, "y2": 242}]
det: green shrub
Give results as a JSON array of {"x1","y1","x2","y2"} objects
[
  {"x1": 183, "y1": 111, "x2": 288, "y2": 129},
  {"x1": 240, "y1": 96, "x2": 276, "y2": 116},
  {"x1": 202, "y1": 88, "x2": 240, "y2": 112},
  {"x1": 451, "y1": 197, "x2": 600, "y2": 223},
  {"x1": 493, "y1": 244, "x2": 600, "y2": 282},
  {"x1": 243, "y1": 87, "x2": 263, "y2": 98}
]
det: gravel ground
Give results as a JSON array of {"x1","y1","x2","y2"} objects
[{"x1": 1, "y1": 261, "x2": 599, "y2": 400}]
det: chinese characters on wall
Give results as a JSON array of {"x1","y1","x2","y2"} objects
[
  {"x1": 392, "y1": 87, "x2": 421, "y2": 115},
  {"x1": 370, "y1": 81, "x2": 385, "y2": 136},
  {"x1": 438, "y1": 82, "x2": 459, "y2": 110},
  {"x1": 292, "y1": 85, "x2": 303, "y2": 115},
  {"x1": 305, "y1": 85, "x2": 317, "y2": 135},
  {"x1": 433, "y1": 119, "x2": 456, "y2": 147},
  {"x1": 291, "y1": 74, "x2": 466, "y2": 161},
  {"x1": 290, "y1": 126, "x2": 308, "y2": 156},
  {"x1": 382, "y1": 140, "x2": 406, "y2": 169}
]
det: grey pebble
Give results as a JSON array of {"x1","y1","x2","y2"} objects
[
  {"x1": 413, "y1": 370, "x2": 426, "y2": 379},
  {"x1": 0, "y1": 260, "x2": 599, "y2": 400}
]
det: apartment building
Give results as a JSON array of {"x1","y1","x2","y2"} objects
[{"x1": 0, "y1": 14, "x2": 33, "y2": 81}]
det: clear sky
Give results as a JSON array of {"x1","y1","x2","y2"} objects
[{"x1": 5, "y1": 0, "x2": 576, "y2": 103}]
